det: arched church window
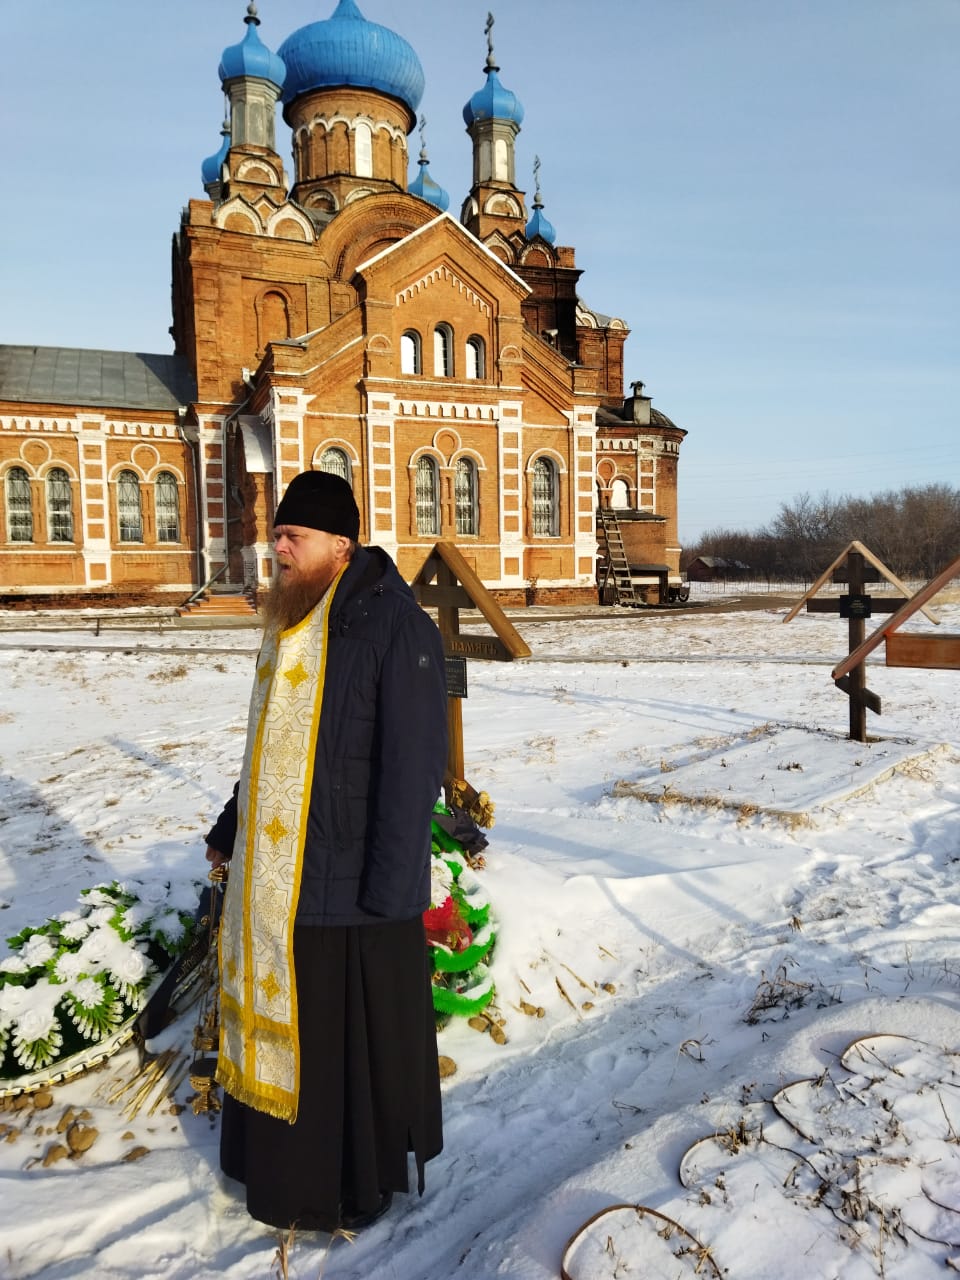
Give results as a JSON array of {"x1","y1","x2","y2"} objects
[
  {"x1": 401, "y1": 330, "x2": 422, "y2": 375},
  {"x1": 46, "y1": 468, "x2": 74, "y2": 542},
  {"x1": 155, "y1": 472, "x2": 180, "y2": 543},
  {"x1": 354, "y1": 121, "x2": 373, "y2": 178},
  {"x1": 5, "y1": 467, "x2": 33, "y2": 542},
  {"x1": 415, "y1": 456, "x2": 440, "y2": 536},
  {"x1": 117, "y1": 470, "x2": 143, "y2": 542},
  {"x1": 433, "y1": 324, "x2": 453, "y2": 377},
  {"x1": 465, "y1": 336, "x2": 485, "y2": 380},
  {"x1": 532, "y1": 456, "x2": 559, "y2": 537},
  {"x1": 611, "y1": 478, "x2": 630, "y2": 510},
  {"x1": 319, "y1": 448, "x2": 350, "y2": 483},
  {"x1": 455, "y1": 458, "x2": 478, "y2": 536}
]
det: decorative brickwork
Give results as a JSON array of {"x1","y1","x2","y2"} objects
[{"x1": 0, "y1": 6, "x2": 685, "y2": 607}]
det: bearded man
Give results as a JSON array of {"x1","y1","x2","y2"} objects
[{"x1": 204, "y1": 469, "x2": 447, "y2": 1233}]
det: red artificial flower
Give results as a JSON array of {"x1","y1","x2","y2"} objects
[{"x1": 423, "y1": 894, "x2": 473, "y2": 952}]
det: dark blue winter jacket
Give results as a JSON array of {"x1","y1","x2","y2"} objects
[{"x1": 206, "y1": 545, "x2": 448, "y2": 926}]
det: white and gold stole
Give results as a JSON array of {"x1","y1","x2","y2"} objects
[{"x1": 216, "y1": 567, "x2": 345, "y2": 1122}]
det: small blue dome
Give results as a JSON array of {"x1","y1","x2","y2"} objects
[
  {"x1": 409, "y1": 160, "x2": 449, "y2": 212},
  {"x1": 525, "y1": 204, "x2": 555, "y2": 244},
  {"x1": 463, "y1": 68, "x2": 524, "y2": 127},
  {"x1": 201, "y1": 122, "x2": 231, "y2": 187},
  {"x1": 278, "y1": 0, "x2": 425, "y2": 114},
  {"x1": 219, "y1": 9, "x2": 286, "y2": 89}
]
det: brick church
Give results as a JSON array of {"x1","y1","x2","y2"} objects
[{"x1": 0, "y1": 1, "x2": 686, "y2": 607}]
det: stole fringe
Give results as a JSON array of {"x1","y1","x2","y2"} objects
[{"x1": 216, "y1": 1057, "x2": 298, "y2": 1125}]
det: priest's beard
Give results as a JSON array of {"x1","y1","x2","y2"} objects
[{"x1": 261, "y1": 569, "x2": 328, "y2": 635}]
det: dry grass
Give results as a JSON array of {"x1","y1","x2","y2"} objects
[
  {"x1": 610, "y1": 780, "x2": 812, "y2": 829},
  {"x1": 744, "y1": 962, "x2": 815, "y2": 1023},
  {"x1": 147, "y1": 663, "x2": 189, "y2": 683}
]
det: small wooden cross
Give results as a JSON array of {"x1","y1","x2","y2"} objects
[
  {"x1": 784, "y1": 541, "x2": 920, "y2": 741},
  {"x1": 410, "y1": 541, "x2": 530, "y2": 787}
]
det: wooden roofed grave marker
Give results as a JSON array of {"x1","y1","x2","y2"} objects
[
  {"x1": 783, "y1": 541, "x2": 940, "y2": 743},
  {"x1": 832, "y1": 552, "x2": 960, "y2": 679},
  {"x1": 410, "y1": 541, "x2": 530, "y2": 798}
]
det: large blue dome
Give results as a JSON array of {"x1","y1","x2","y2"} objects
[
  {"x1": 219, "y1": 8, "x2": 286, "y2": 89},
  {"x1": 463, "y1": 68, "x2": 524, "y2": 127},
  {"x1": 278, "y1": 0, "x2": 425, "y2": 115}
]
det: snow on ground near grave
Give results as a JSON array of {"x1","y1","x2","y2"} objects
[{"x1": 0, "y1": 599, "x2": 958, "y2": 1279}]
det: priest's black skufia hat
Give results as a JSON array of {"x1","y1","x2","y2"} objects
[{"x1": 274, "y1": 470, "x2": 360, "y2": 540}]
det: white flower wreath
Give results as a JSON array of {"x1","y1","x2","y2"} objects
[{"x1": 0, "y1": 878, "x2": 199, "y2": 1081}]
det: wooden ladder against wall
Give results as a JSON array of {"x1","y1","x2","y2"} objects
[{"x1": 597, "y1": 507, "x2": 640, "y2": 606}]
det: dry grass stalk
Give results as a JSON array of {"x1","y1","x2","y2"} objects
[
  {"x1": 939, "y1": 1092, "x2": 960, "y2": 1144},
  {"x1": 554, "y1": 977, "x2": 579, "y2": 1015},
  {"x1": 679, "y1": 1039, "x2": 707, "y2": 1064},
  {"x1": 559, "y1": 961, "x2": 596, "y2": 992},
  {"x1": 148, "y1": 1056, "x2": 191, "y2": 1115},
  {"x1": 272, "y1": 1228, "x2": 294, "y2": 1280},
  {"x1": 744, "y1": 963, "x2": 815, "y2": 1023}
]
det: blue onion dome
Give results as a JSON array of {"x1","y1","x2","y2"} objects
[
  {"x1": 463, "y1": 18, "x2": 523, "y2": 126},
  {"x1": 525, "y1": 158, "x2": 556, "y2": 242},
  {"x1": 525, "y1": 201, "x2": 555, "y2": 244},
  {"x1": 409, "y1": 117, "x2": 449, "y2": 210},
  {"x1": 409, "y1": 156, "x2": 450, "y2": 211},
  {"x1": 219, "y1": 3, "x2": 287, "y2": 89},
  {"x1": 201, "y1": 116, "x2": 231, "y2": 187},
  {"x1": 463, "y1": 67, "x2": 524, "y2": 126},
  {"x1": 277, "y1": 0, "x2": 425, "y2": 114}
]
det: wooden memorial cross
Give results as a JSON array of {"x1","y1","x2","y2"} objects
[
  {"x1": 410, "y1": 541, "x2": 530, "y2": 794},
  {"x1": 832, "y1": 553, "x2": 960, "y2": 684},
  {"x1": 784, "y1": 541, "x2": 939, "y2": 742}
]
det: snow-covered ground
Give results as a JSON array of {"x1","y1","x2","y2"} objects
[{"x1": 0, "y1": 595, "x2": 958, "y2": 1279}]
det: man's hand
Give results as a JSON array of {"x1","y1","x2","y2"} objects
[{"x1": 205, "y1": 844, "x2": 230, "y2": 870}]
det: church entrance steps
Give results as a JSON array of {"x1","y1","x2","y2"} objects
[{"x1": 176, "y1": 589, "x2": 257, "y2": 619}]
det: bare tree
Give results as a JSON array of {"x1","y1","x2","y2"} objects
[{"x1": 686, "y1": 485, "x2": 959, "y2": 581}]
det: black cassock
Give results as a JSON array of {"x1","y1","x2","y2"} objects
[{"x1": 219, "y1": 917, "x2": 442, "y2": 1231}]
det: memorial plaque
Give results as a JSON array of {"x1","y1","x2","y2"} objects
[
  {"x1": 839, "y1": 593, "x2": 872, "y2": 619},
  {"x1": 444, "y1": 655, "x2": 468, "y2": 699}
]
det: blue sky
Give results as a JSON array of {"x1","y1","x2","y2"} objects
[{"x1": 3, "y1": 0, "x2": 957, "y2": 543}]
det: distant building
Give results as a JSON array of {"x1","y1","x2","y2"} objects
[
  {"x1": 686, "y1": 555, "x2": 751, "y2": 581},
  {"x1": 0, "y1": 1, "x2": 686, "y2": 605}
]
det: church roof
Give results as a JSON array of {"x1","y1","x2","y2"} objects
[
  {"x1": 219, "y1": 7, "x2": 286, "y2": 89},
  {"x1": 409, "y1": 160, "x2": 449, "y2": 211},
  {"x1": 201, "y1": 122, "x2": 231, "y2": 187},
  {"x1": 525, "y1": 203, "x2": 556, "y2": 244},
  {"x1": 463, "y1": 67, "x2": 524, "y2": 126},
  {"x1": 278, "y1": 0, "x2": 424, "y2": 113},
  {"x1": 0, "y1": 346, "x2": 197, "y2": 411},
  {"x1": 651, "y1": 407, "x2": 680, "y2": 431},
  {"x1": 596, "y1": 405, "x2": 682, "y2": 431}
]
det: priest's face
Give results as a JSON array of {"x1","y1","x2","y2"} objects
[{"x1": 265, "y1": 524, "x2": 353, "y2": 631}]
